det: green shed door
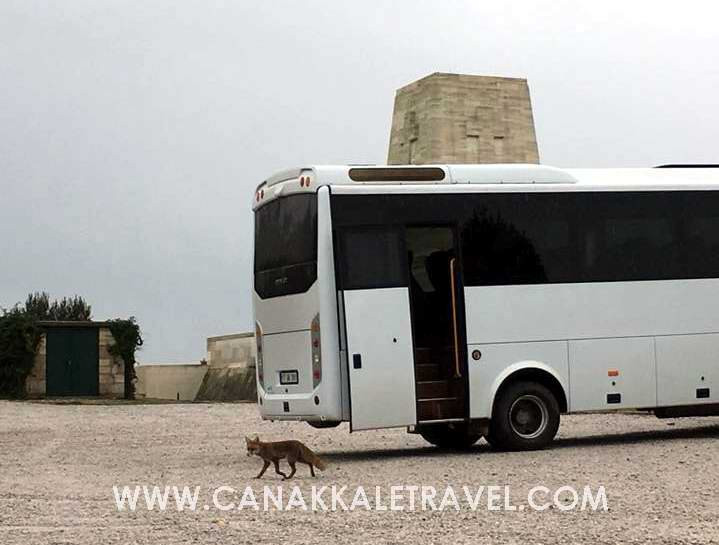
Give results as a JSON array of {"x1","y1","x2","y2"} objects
[{"x1": 46, "y1": 328, "x2": 99, "y2": 396}]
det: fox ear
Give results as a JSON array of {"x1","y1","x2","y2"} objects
[
  {"x1": 254, "y1": 435, "x2": 260, "y2": 442},
  {"x1": 245, "y1": 436, "x2": 250, "y2": 444}
]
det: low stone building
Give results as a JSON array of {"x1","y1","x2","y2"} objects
[{"x1": 25, "y1": 321, "x2": 125, "y2": 398}]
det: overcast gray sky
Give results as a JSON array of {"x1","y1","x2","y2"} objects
[{"x1": 2, "y1": 1, "x2": 718, "y2": 362}]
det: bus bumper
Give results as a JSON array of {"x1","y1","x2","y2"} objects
[{"x1": 257, "y1": 387, "x2": 342, "y2": 422}]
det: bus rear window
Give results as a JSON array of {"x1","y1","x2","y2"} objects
[{"x1": 254, "y1": 194, "x2": 318, "y2": 298}]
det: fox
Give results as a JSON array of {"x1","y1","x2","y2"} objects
[{"x1": 245, "y1": 435, "x2": 327, "y2": 480}]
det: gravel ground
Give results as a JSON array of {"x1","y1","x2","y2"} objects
[{"x1": 1, "y1": 400, "x2": 719, "y2": 544}]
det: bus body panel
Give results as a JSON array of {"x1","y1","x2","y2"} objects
[
  {"x1": 464, "y1": 279, "x2": 719, "y2": 345},
  {"x1": 656, "y1": 334, "x2": 719, "y2": 407},
  {"x1": 569, "y1": 337, "x2": 656, "y2": 410},
  {"x1": 253, "y1": 283, "x2": 319, "y2": 398},
  {"x1": 254, "y1": 185, "x2": 342, "y2": 422},
  {"x1": 468, "y1": 341, "x2": 569, "y2": 419},
  {"x1": 262, "y1": 330, "x2": 313, "y2": 394},
  {"x1": 465, "y1": 279, "x2": 719, "y2": 414},
  {"x1": 316, "y1": 186, "x2": 343, "y2": 421},
  {"x1": 254, "y1": 287, "x2": 317, "y2": 335},
  {"x1": 336, "y1": 293, "x2": 351, "y2": 422}
]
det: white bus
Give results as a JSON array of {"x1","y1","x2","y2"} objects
[{"x1": 252, "y1": 164, "x2": 719, "y2": 450}]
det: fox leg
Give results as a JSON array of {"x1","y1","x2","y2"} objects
[
  {"x1": 255, "y1": 460, "x2": 270, "y2": 479},
  {"x1": 284, "y1": 460, "x2": 297, "y2": 480},
  {"x1": 305, "y1": 463, "x2": 315, "y2": 477},
  {"x1": 273, "y1": 460, "x2": 287, "y2": 479}
]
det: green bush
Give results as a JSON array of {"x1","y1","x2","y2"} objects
[
  {"x1": 0, "y1": 309, "x2": 41, "y2": 397},
  {"x1": 107, "y1": 317, "x2": 143, "y2": 400}
]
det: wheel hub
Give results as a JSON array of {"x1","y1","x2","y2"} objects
[{"x1": 509, "y1": 394, "x2": 549, "y2": 440}]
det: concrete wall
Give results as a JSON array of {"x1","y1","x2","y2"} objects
[
  {"x1": 135, "y1": 363, "x2": 207, "y2": 401},
  {"x1": 99, "y1": 327, "x2": 125, "y2": 397},
  {"x1": 25, "y1": 334, "x2": 47, "y2": 397},
  {"x1": 135, "y1": 333, "x2": 257, "y2": 402},
  {"x1": 195, "y1": 332, "x2": 257, "y2": 401},
  {"x1": 387, "y1": 72, "x2": 539, "y2": 165},
  {"x1": 25, "y1": 326, "x2": 125, "y2": 398},
  {"x1": 206, "y1": 332, "x2": 256, "y2": 369}
]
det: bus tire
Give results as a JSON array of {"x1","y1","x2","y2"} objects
[
  {"x1": 418, "y1": 423, "x2": 481, "y2": 450},
  {"x1": 488, "y1": 381, "x2": 559, "y2": 451}
]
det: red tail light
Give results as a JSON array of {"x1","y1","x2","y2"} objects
[
  {"x1": 311, "y1": 314, "x2": 321, "y2": 388},
  {"x1": 255, "y1": 322, "x2": 264, "y2": 387}
]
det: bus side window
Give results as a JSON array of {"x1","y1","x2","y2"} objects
[{"x1": 338, "y1": 228, "x2": 406, "y2": 290}]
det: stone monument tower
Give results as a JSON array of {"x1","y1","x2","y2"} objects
[{"x1": 387, "y1": 73, "x2": 540, "y2": 165}]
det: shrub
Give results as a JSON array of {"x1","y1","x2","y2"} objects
[
  {"x1": 107, "y1": 317, "x2": 143, "y2": 400},
  {"x1": 0, "y1": 309, "x2": 42, "y2": 397}
]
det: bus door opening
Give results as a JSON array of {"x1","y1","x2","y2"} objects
[{"x1": 405, "y1": 226, "x2": 469, "y2": 422}]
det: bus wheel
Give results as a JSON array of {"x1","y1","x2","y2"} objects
[
  {"x1": 418, "y1": 423, "x2": 481, "y2": 450},
  {"x1": 488, "y1": 381, "x2": 560, "y2": 451}
]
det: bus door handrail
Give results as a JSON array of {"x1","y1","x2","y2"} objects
[{"x1": 449, "y1": 257, "x2": 461, "y2": 378}]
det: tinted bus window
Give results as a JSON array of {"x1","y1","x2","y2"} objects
[
  {"x1": 331, "y1": 190, "x2": 719, "y2": 288},
  {"x1": 337, "y1": 228, "x2": 406, "y2": 290},
  {"x1": 254, "y1": 194, "x2": 317, "y2": 298},
  {"x1": 461, "y1": 191, "x2": 685, "y2": 285}
]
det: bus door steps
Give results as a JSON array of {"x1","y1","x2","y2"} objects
[
  {"x1": 417, "y1": 397, "x2": 462, "y2": 421},
  {"x1": 416, "y1": 418, "x2": 467, "y2": 425},
  {"x1": 416, "y1": 379, "x2": 462, "y2": 398},
  {"x1": 414, "y1": 346, "x2": 453, "y2": 365},
  {"x1": 415, "y1": 363, "x2": 443, "y2": 381}
]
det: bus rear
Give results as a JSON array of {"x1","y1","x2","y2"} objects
[{"x1": 252, "y1": 172, "x2": 343, "y2": 424}]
